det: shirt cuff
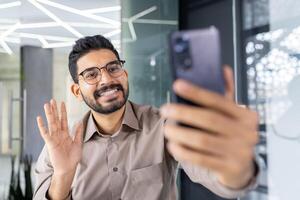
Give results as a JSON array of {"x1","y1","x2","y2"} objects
[
  {"x1": 211, "y1": 160, "x2": 260, "y2": 199},
  {"x1": 45, "y1": 189, "x2": 72, "y2": 200}
]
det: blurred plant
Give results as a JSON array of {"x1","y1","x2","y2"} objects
[
  {"x1": 7, "y1": 155, "x2": 33, "y2": 200},
  {"x1": 23, "y1": 155, "x2": 33, "y2": 200}
]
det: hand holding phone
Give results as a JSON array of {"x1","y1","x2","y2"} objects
[{"x1": 162, "y1": 27, "x2": 259, "y2": 190}]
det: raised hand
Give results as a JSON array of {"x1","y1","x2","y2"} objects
[{"x1": 37, "y1": 99, "x2": 84, "y2": 176}]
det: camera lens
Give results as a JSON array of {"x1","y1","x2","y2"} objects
[
  {"x1": 174, "y1": 37, "x2": 188, "y2": 53},
  {"x1": 174, "y1": 43, "x2": 187, "y2": 53}
]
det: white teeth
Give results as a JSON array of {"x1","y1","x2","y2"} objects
[{"x1": 101, "y1": 89, "x2": 118, "y2": 97}]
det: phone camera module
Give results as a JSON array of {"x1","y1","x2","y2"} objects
[{"x1": 174, "y1": 36, "x2": 192, "y2": 70}]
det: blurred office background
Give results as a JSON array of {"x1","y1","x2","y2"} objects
[{"x1": 0, "y1": 0, "x2": 299, "y2": 199}]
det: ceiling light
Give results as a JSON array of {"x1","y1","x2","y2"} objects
[
  {"x1": 103, "y1": 29, "x2": 121, "y2": 38},
  {"x1": 0, "y1": 19, "x2": 19, "y2": 24},
  {"x1": 43, "y1": 41, "x2": 75, "y2": 48},
  {"x1": 124, "y1": 6, "x2": 158, "y2": 42},
  {"x1": 0, "y1": 31, "x2": 76, "y2": 42},
  {"x1": 0, "y1": 1, "x2": 21, "y2": 9},
  {"x1": 0, "y1": 22, "x2": 20, "y2": 54},
  {"x1": 130, "y1": 6, "x2": 157, "y2": 21},
  {"x1": 128, "y1": 21, "x2": 137, "y2": 41},
  {"x1": 27, "y1": 0, "x2": 83, "y2": 38},
  {"x1": 17, "y1": 32, "x2": 75, "y2": 42},
  {"x1": 38, "y1": 36, "x2": 48, "y2": 46},
  {"x1": 36, "y1": 0, "x2": 120, "y2": 27},
  {"x1": 130, "y1": 19, "x2": 178, "y2": 25},
  {"x1": 0, "y1": 41, "x2": 12, "y2": 54},
  {"x1": 0, "y1": 22, "x2": 20, "y2": 39},
  {"x1": 18, "y1": 22, "x2": 115, "y2": 29}
]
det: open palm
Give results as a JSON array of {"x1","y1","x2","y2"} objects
[{"x1": 37, "y1": 99, "x2": 84, "y2": 175}]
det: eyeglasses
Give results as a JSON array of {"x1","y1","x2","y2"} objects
[{"x1": 78, "y1": 60, "x2": 125, "y2": 85}]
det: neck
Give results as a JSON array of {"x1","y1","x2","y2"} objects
[{"x1": 91, "y1": 104, "x2": 126, "y2": 135}]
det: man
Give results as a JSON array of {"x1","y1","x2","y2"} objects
[{"x1": 33, "y1": 35, "x2": 259, "y2": 200}]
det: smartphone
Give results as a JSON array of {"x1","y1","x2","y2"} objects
[{"x1": 169, "y1": 26, "x2": 225, "y2": 106}]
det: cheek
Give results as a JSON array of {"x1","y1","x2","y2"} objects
[
  {"x1": 118, "y1": 76, "x2": 128, "y2": 89},
  {"x1": 79, "y1": 82, "x2": 97, "y2": 96}
]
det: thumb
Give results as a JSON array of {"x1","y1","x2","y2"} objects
[{"x1": 74, "y1": 121, "x2": 84, "y2": 145}]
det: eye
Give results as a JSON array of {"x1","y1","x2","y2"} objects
[
  {"x1": 107, "y1": 64, "x2": 121, "y2": 73},
  {"x1": 84, "y1": 70, "x2": 98, "y2": 79}
]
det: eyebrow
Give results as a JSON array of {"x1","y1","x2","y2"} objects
[{"x1": 79, "y1": 60, "x2": 119, "y2": 75}]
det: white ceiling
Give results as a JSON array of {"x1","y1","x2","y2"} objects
[
  {"x1": 0, "y1": 0, "x2": 121, "y2": 54},
  {"x1": 0, "y1": 0, "x2": 179, "y2": 55}
]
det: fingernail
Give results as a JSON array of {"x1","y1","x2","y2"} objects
[{"x1": 174, "y1": 80, "x2": 189, "y2": 91}]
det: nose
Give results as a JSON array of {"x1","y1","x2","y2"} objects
[{"x1": 99, "y1": 68, "x2": 114, "y2": 86}]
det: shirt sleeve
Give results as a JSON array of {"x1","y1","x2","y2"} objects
[
  {"x1": 180, "y1": 160, "x2": 259, "y2": 199},
  {"x1": 33, "y1": 145, "x2": 72, "y2": 200},
  {"x1": 162, "y1": 117, "x2": 259, "y2": 199}
]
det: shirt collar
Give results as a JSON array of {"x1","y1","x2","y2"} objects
[
  {"x1": 83, "y1": 101, "x2": 141, "y2": 143},
  {"x1": 122, "y1": 101, "x2": 141, "y2": 131}
]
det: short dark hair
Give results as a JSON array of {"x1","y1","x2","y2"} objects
[{"x1": 68, "y1": 35, "x2": 120, "y2": 83}]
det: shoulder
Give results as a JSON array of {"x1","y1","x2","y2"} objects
[
  {"x1": 130, "y1": 101, "x2": 161, "y2": 119},
  {"x1": 129, "y1": 101, "x2": 164, "y2": 130}
]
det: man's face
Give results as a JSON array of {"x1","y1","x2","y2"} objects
[{"x1": 75, "y1": 49, "x2": 129, "y2": 114}]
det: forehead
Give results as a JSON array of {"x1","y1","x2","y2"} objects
[{"x1": 77, "y1": 49, "x2": 117, "y2": 72}]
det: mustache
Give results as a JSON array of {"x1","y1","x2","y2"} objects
[{"x1": 94, "y1": 84, "x2": 124, "y2": 98}]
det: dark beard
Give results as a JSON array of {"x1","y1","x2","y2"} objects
[{"x1": 82, "y1": 83, "x2": 129, "y2": 114}]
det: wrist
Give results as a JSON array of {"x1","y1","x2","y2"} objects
[
  {"x1": 53, "y1": 168, "x2": 76, "y2": 178},
  {"x1": 53, "y1": 164, "x2": 78, "y2": 177},
  {"x1": 219, "y1": 161, "x2": 255, "y2": 189},
  {"x1": 49, "y1": 169, "x2": 76, "y2": 200}
]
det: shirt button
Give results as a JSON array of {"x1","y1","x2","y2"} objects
[{"x1": 113, "y1": 167, "x2": 118, "y2": 172}]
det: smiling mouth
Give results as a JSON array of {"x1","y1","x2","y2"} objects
[
  {"x1": 94, "y1": 84, "x2": 124, "y2": 99},
  {"x1": 99, "y1": 88, "x2": 119, "y2": 97}
]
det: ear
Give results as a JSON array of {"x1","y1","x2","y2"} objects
[
  {"x1": 124, "y1": 69, "x2": 128, "y2": 78},
  {"x1": 71, "y1": 83, "x2": 83, "y2": 101}
]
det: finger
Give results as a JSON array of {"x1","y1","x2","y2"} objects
[
  {"x1": 51, "y1": 99, "x2": 60, "y2": 131},
  {"x1": 74, "y1": 122, "x2": 84, "y2": 145},
  {"x1": 167, "y1": 142, "x2": 225, "y2": 172},
  {"x1": 36, "y1": 116, "x2": 49, "y2": 141},
  {"x1": 60, "y1": 102, "x2": 69, "y2": 132},
  {"x1": 44, "y1": 103, "x2": 57, "y2": 135},
  {"x1": 223, "y1": 65, "x2": 235, "y2": 102},
  {"x1": 164, "y1": 124, "x2": 229, "y2": 156},
  {"x1": 161, "y1": 104, "x2": 247, "y2": 138},
  {"x1": 172, "y1": 79, "x2": 249, "y2": 119}
]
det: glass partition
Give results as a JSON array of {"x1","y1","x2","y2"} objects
[
  {"x1": 121, "y1": 0, "x2": 178, "y2": 107},
  {"x1": 239, "y1": 0, "x2": 300, "y2": 199}
]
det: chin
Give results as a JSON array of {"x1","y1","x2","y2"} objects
[{"x1": 95, "y1": 98, "x2": 126, "y2": 114}]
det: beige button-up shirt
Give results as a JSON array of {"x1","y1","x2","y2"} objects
[{"x1": 33, "y1": 101, "x2": 256, "y2": 200}]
